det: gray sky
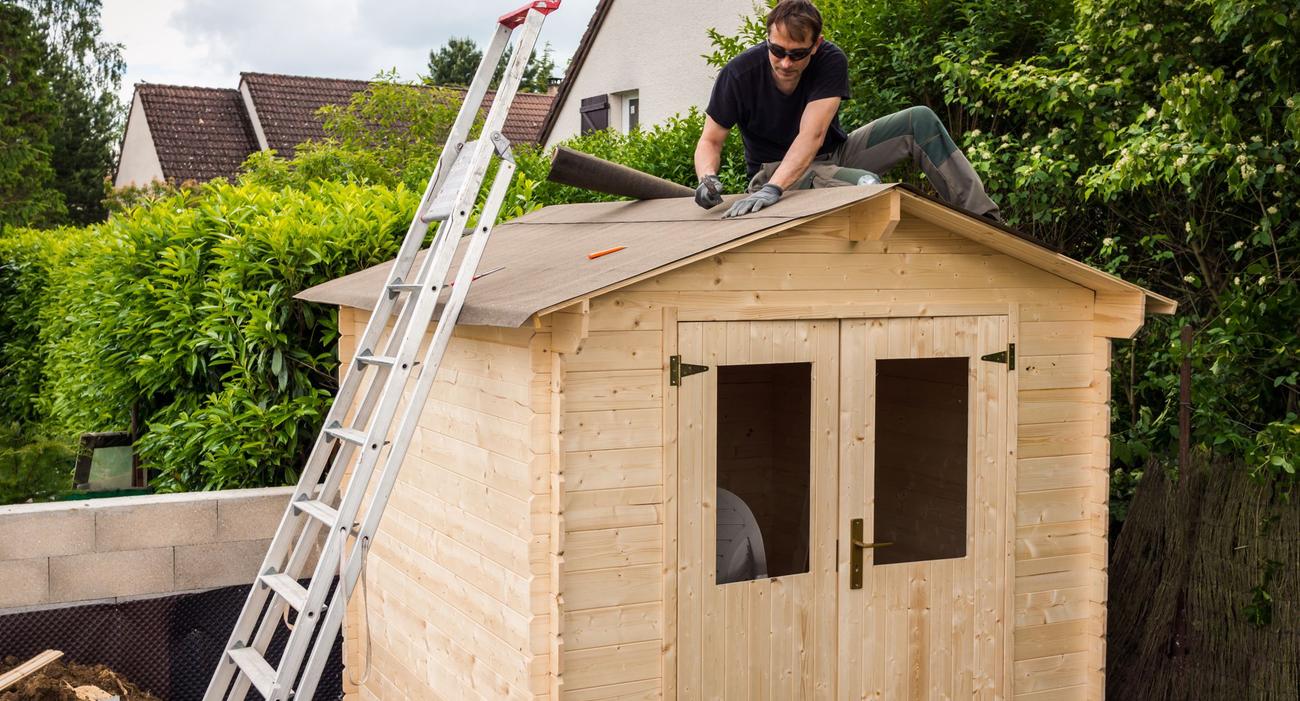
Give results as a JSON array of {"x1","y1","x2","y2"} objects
[{"x1": 102, "y1": 0, "x2": 601, "y2": 104}]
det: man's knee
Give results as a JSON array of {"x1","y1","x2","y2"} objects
[
  {"x1": 907, "y1": 105, "x2": 955, "y2": 167},
  {"x1": 907, "y1": 105, "x2": 944, "y2": 138},
  {"x1": 907, "y1": 105, "x2": 940, "y2": 125}
]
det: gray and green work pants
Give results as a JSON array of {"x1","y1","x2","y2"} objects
[{"x1": 748, "y1": 105, "x2": 1000, "y2": 220}]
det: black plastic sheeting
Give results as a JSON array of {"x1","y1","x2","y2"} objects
[{"x1": 0, "y1": 582, "x2": 344, "y2": 700}]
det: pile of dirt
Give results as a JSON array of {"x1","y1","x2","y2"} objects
[{"x1": 0, "y1": 656, "x2": 163, "y2": 701}]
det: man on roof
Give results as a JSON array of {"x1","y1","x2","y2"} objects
[{"x1": 694, "y1": 0, "x2": 1001, "y2": 221}]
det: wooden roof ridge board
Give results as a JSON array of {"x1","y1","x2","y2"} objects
[{"x1": 295, "y1": 184, "x2": 1175, "y2": 335}]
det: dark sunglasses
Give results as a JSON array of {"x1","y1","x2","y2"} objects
[{"x1": 766, "y1": 41, "x2": 815, "y2": 61}]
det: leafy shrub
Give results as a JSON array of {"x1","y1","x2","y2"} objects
[
  {"x1": 4, "y1": 180, "x2": 418, "y2": 491},
  {"x1": 239, "y1": 73, "x2": 464, "y2": 193},
  {"x1": 0, "y1": 227, "x2": 91, "y2": 427},
  {"x1": 0, "y1": 424, "x2": 74, "y2": 504}
]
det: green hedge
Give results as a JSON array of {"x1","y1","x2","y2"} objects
[{"x1": 1, "y1": 180, "x2": 418, "y2": 492}]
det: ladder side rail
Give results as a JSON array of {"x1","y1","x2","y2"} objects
[
  {"x1": 229, "y1": 8, "x2": 512, "y2": 542},
  {"x1": 289, "y1": 11, "x2": 547, "y2": 695},
  {"x1": 393, "y1": 9, "x2": 546, "y2": 327},
  {"x1": 292, "y1": 157, "x2": 519, "y2": 701},
  {"x1": 225, "y1": 213, "x2": 472, "y2": 701},
  {"x1": 264, "y1": 140, "x2": 505, "y2": 695},
  {"x1": 303, "y1": 17, "x2": 508, "y2": 463},
  {"x1": 476, "y1": 9, "x2": 546, "y2": 142},
  {"x1": 205, "y1": 161, "x2": 459, "y2": 701}
]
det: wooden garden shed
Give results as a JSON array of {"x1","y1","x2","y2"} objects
[{"x1": 297, "y1": 184, "x2": 1176, "y2": 700}]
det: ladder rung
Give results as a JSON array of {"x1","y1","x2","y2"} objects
[
  {"x1": 260, "y1": 572, "x2": 309, "y2": 612},
  {"x1": 356, "y1": 353, "x2": 397, "y2": 368},
  {"x1": 324, "y1": 426, "x2": 368, "y2": 446},
  {"x1": 387, "y1": 282, "x2": 425, "y2": 296},
  {"x1": 228, "y1": 646, "x2": 277, "y2": 698},
  {"x1": 293, "y1": 498, "x2": 338, "y2": 527}
]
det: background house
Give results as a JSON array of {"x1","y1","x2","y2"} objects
[
  {"x1": 114, "y1": 72, "x2": 556, "y2": 188},
  {"x1": 539, "y1": 0, "x2": 758, "y2": 148}
]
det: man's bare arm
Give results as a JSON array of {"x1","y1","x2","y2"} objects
[
  {"x1": 767, "y1": 96, "x2": 841, "y2": 190},
  {"x1": 695, "y1": 115, "x2": 730, "y2": 179}
]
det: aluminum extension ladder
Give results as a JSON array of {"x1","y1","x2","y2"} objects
[{"x1": 203, "y1": 2, "x2": 561, "y2": 698}]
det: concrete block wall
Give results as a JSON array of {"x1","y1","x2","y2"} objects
[{"x1": 0, "y1": 487, "x2": 306, "y2": 612}]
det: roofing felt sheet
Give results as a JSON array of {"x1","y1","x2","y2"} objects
[{"x1": 295, "y1": 183, "x2": 1176, "y2": 326}]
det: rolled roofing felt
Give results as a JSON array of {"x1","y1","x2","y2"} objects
[{"x1": 547, "y1": 146, "x2": 695, "y2": 200}]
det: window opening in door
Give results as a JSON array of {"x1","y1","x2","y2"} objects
[
  {"x1": 873, "y1": 357, "x2": 969, "y2": 565},
  {"x1": 716, "y1": 362, "x2": 811, "y2": 583}
]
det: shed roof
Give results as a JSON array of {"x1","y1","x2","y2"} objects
[{"x1": 295, "y1": 185, "x2": 1176, "y2": 328}]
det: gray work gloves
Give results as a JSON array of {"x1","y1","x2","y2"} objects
[
  {"x1": 723, "y1": 183, "x2": 783, "y2": 219},
  {"x1": 694, "y1": 174, "x2": 724, "y2": 209}
]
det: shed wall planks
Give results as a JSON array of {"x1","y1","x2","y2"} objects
[
  {"x1": 339, "y1": 314, "x2": 545, "y2": 700},
  {"x1": 553, "y1": 302, "x2": 668, "y2": 696}
]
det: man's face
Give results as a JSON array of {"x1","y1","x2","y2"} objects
[{"x1": 766, "y1": 22, "x2": 820, "y2": 82}]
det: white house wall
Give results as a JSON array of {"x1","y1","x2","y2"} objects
[
  {"x1": 544, "y1": 0, "x2": 757, "y2": 149},
  {"x1": 113, "y1": 91, "x2": 164, "y2": 188},
  {"x1": 238, "y1": 79, "x2": 271, "y2": 151}
]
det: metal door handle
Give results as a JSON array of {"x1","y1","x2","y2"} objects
[{"x1": 849, "y1": 518, "x2": 892, "y2": 589}]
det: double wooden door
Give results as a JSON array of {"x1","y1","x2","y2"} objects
[{"x1": 676, "y1": 317, "x2": 1010, "y2": 700}]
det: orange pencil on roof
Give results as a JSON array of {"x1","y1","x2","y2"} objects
[{"x1": 588, "y1": 246, "x2": 625, "y2": 260}]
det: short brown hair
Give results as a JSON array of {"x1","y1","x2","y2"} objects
[{"x1": 766, "y1": 0, "x2": 823, "y2": 43}]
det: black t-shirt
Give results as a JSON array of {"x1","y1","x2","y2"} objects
[{"x1": 706, "y1": 41, "x2": 851, "y2": 177}]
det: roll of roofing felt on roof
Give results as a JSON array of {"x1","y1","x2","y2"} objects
[{"x1": 548, "y1": 146, "x2": 695, "y2": 200}]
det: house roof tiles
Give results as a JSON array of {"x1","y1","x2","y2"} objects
[
  {"x1": 135, "y1": 84, "x2": 260, "y2": 183},
  {"x1": 239, "y1": 72, "x2": 555, "y2": 158},
  {"x1": 120, "y1": 73, "x2": 556, "y2": 184}
]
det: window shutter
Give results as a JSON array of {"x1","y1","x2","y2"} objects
[{"x1": 579, "y1": 95, "x2": 609, "y2": 133}]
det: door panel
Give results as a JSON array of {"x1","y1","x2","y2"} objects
[
  {"x1": 677, "y1": 320, "x2": 839, "y2": 701},
  {"x1": 838, "y1": 317, "x2": 1011, "y2": 700}
]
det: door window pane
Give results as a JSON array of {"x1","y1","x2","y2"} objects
[
  {"x1": 716, "y1": 363, "x2": 811, "y2": 583},
  {"x1": 874, "y1": 357, "x2": 968, "y2": 565}
]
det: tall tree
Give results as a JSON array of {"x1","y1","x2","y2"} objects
[
  {"x1": 427, "y1": 37, "x2": 558, "y2": 93},
  {"x1": 426, "y1": 36, "x2": 482, "y2": 86},
  {"x1": 14, "y1": 0, "x2": 124, "y2": 225},
  {"x1": 0, "y1": 3, "x2": 66, "y2": 231}
]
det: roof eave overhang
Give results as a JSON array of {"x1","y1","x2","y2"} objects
[{"x1": 894, "y1": 189, "x2": 1176, "y2": 339}]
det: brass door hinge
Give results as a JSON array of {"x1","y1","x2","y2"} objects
[
  {"x1": 669, "y1": 355, "x2": 709, "y2": 387},
  {"x1": 980, "y1": 342, "x2": 1016, "y2": 370}
]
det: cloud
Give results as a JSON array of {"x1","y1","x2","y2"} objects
[
  {"x1": 170, "y1": 0, "x2": 377, "y2": 79},
  {"x1": 105, "y1": 0, "x2": 600, "y2": 104}
]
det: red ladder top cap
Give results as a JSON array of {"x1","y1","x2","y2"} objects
[{"x1": 499, "y1": 0, "x2": 560, "y2": 28}]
